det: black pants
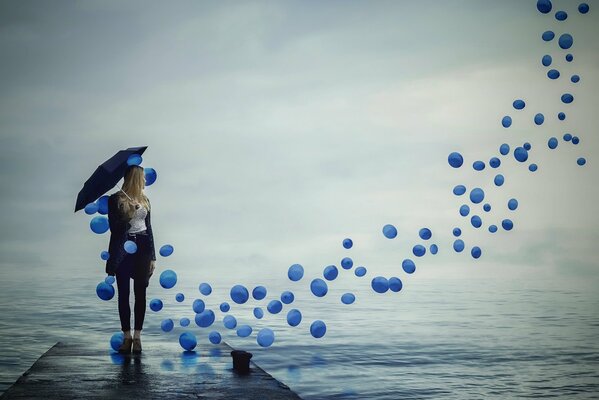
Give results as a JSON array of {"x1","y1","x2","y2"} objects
[{"x1": 116, "y1": 231, "x2": 151, "y2": 331}]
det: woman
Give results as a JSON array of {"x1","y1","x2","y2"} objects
[{"x1": 105, "y1": 164, "x2": 156, "y2": 354}]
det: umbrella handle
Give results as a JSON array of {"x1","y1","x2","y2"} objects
[{"x1": 115, "y1": 184, "x2": 134, "y2": 202}]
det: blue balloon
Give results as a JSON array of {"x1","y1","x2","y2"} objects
[
  {"x1": 105, "y1": 275, "x2": 115, "y2": 285},
  {"x1": 483, "y1": 203, "x2": 491, "y2": 212},
  {"x1": 572, "y1": 135, "x2": 579, "y2": 144},
  {"x1": 159, "y1": 244, "x2": 174, "y2": 257},
  {"x1": 489, "y1": 157, "x2": 500, "y2": 168},
  {"x1": 230, "y1": 285, "x2": 249, "y2": 304},
  {"x1": 342, "y1": 238, "x2": 353, "y2": 249},
  {"x1": 489, "y1": 225, "x2": 498, "y2": 233},
  {"x1": 281, "y1": 291, "x2": 295, "y2": 304},
  {"x1": 341, "y1": 293, "x2": 356, "y2": 304},
  {"x1": 571, "y1": 75, "x2": 580, "y2": 83},
  {"x1": 577, "y1": 157, "x2": 586, "y2": 166},
  {"x1": 389, "y1": 277, "x2": 403, "y2": 292},
  {"x1": 529, "y1": 164, "x2": 538, "y2": 172},
  {"x1": 430, "y1": 244, "x2": 438, "y2": 255},
  {"x1": 555, "y1": 10, "x2": 567, "y2": 20},
  {"x1": 563, "y1": 133, "x2": 572, "y2": 141},
  {"x1": 558, "y1": 34, "x2": 573, "y2": 49},
  {"x1": 566, "y1": 53, "x2": 573, "y2": 62},
  {"x1": 453, "y1": 185, "x2": 466, "y2": 196},
  {"x1": 193, "y1": 299, "x2": 206, "y2": 313},
  {"x1": 252, "y1": 286, "x2": 267, "y2": 300},
  {"x1": 288, "y1": 264, "x2": 304, "y2": 281},
  {"x1": 419, "y1": 228, "x2": 432, "y2": 240},
  {"x1": 508, "y1": 198, "x2": 519, "y2": 211},
  {"x1": 514, "y1": 147, "x2": 529, "y2": 162},
  {"x1": 382, "y1": 224, "x2": 397, "y2": 239},
  {"x1": 537, "y1": 0, "x2": 552, "y2": 14},
  {"x1": 195, "y1": 309, "x2": 215, "y2": 328},
  {"x1": 448, "y1": 152, "x2": 464, "y2": 168},
  {"x1": 542, "y1": 30, "x2": 555, "y2": 41},
  {"x1": 199, "y1": 283, "x2": 212, "y2": 296},
  {"x1": 100, "y1": 250, "x2": 110, "y2": 260},
  {"x1": 471, "y1": 215, "x2": 482, "y2": 228},
  {"x1": 453, "y1": 239, "x2": 465, "y2": 253},
  {"x1": 176, "y1": 293, "x2": 185, "y2": 302},
  {"x1": 499, "y1": 143, "x2": 510, "y2": 155},
  {"x1": 579, "y1": 3, "x2": 589, "y2": 14},
  {"x1": 561, "y1": 93, "x2": 574, "y2": 104},
  {"x1": 402, "y1": 259, "x2": 416, "y2": 274},
  {"x1": 412, "y1": 245, "x2": 426, "y2": 257},
  {"x1": 84, "y1": 202, "x2": 99, "y2": 215},
  {"x1": 501, "y1": 116, "x2": 512, "y2": 128},
  {"x1": 471, "y1": 247, "x2": 482, "y2": 259},
  {"x1": 150, "y1": 298, "x2": 163, "y2": 312},
  {"x1": 460, "y1": 204, "x2": 470, "y2": 217},
  {"x1": 253, "y1": 307, "x2": 264, "y2": 319},
  {"x1": 220, "y1": 302, "x2": 230, "y2": 312},
  {"x1": 310, "y1": 279, "x2": 328, "y2": 297},
  {"x1": 453, "y1": 227, "x2": 462, "y2": 237},
  {"x1": 513, "y1": 99, "x2": 525, "y2": 110},
  {"x1": 323, "y1": 265, "x2": 339, "y2": 281},
  {"x1": 180, "y1": 317, "x2": 190, "y2": 327},
  {"x1": 223, "y1": 315, "x2": 237, "y2": 329},
  {"x1": 127, "y1": 154, "x2": 142, "y2": 166},
  {"x1": 341, "y1": 257, "x2": 353, "y2": 270},
  {"x1": 209, "y1": 331, "x2": 222, "y2": 344},
  {"x1": 124, "y1": 240, "x2": 137, "y2": 254},
  {"x1": 494, "y1": 174, "x2": 505, "y2": 186},
  {"x1": 310, "y1": 320, "x2": 327, "y2": 339},
  {"x1": 354, "y1": 266, "x2": 367, "y2": 277},
  {"x1": 97, "y1": 195, "x2": 109, "y2": 215},
  {"x1": 371, "y1": 276, "x2": 389, "y2": 294},
  {"x1": 179, "y1": 332, "x2": 197, "y2": 351},
  {"x1": 96, "y1": 282, "x2": 115, "y2": 301},
  {"x1": 534, "y1": 113, "x2": 545, "y2": 125},
  {"x1": 161, "y1": 319, "x2": 174, "y2": 332},
  {"x1": 473, "y1": 161, "x2": 485, "y2": 171},
  {"x1": 542, "y1": 54, "x2": 552, "y2": 67},
  {"x1": 159, "y1": 269, "x2": 177, "y2": 289},
  {"x1": 547, "y1": 69, "x2": 560, "y2": 79},
  {"x1": 90, "y1": 216, "x2": 109, "y2": 234},
  {"x1": 470, "y1": 188, "x2": 485, "y2": 204},
  {"x1": 110, "y1": 332, "x2": 124, "y2": 351},
  {"x1": 524, "y1": 142, "x2": 532, "y2": 151},
  {"x1": 287, "y1": 309, "x2": 302, "y2": 326},
  {"x1": 502, "y1": 219, "x2": 514, "y2": 231},
  {"x1": 237, "y1": 325, "x2": 252, "y2": 338},
  {"x1": 144, "y1": 167, "x2": 157, "y2": 186},
  {"x1": 558, "y1": 112, "x2": 566, "y2": 120},
  {"x1": 257, "y1": 328, "x2": 275, "y2": 347},
  {"x1": 548, "y1": 137, "x2": 558, "y2": 149}
]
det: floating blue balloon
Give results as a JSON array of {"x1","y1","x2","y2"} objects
[
  {"x1": 572, "y1": 135, "x2": 580, "y2": 144},
  {"x1": 127, "y1": 154, "x2": 142, "y2": 166},
  {"x1": 561, "y1": 93, "x2": 574, "y2": 104},
  {"x1": 489, "y1": 157, "x2": 500, "y2": 168},
  {"x1": 453, "y1": 227, "x2": 462, "y2": 237},
  {"x1": 371, "y1": 276, "x2": 389, "y2": 294},
  {"x1": 144, "y1": 167, "x2": 157, "y2": 186},
  {"x1": 180, "y1": 317, "x2": 190, "y2": 327},
  {"x1": 555, "y1": 10, "x2": 567, "y2": 20},
  {"x1": 571, "y1": 75, "x2": 580, "y2": 83},
  {"x1": 460, "y1": 204, "x2": 470, "y2": 217},
  {"x1": 176, "y1": 293, "x2": 185, "y2": 302},
  {"x1": 310, "y1": 279, "x2": 328, "y2": 297},
  {"x1": 322, "y1": 265, "x2": 338, "y2": 281},
  {"x1": 494, "y1": 174, "x2": 505, "y2": 187},
  {"x1": 230, "y1": 285, "x2": 249, "y2": 304},
  {"x1": 105, "y1": 275, "x2": 115, "y2": 285},
  {"x1": 253, "y1": 307, "x2": 264, "y2": 319},
  {"x1": 419, "y1": 228, "x2": 432, "y2": 240},
  {"x1": 96, "y1": 282, "x2": 115, "y2": 301},
  {"x1": 502, "y1": 219, "x2": 514, "y2": 231},
  {"x1": 179, "y1": 332, "x2": 197, "y2": 351},
  {"x1": 513, "y1": 99, "x2": 525, "y2": 110},
  {"x1": 430, "y1": 244, "x2": 438, "y2": 255},
  {"x1": 206, "y1": 331, "x2": 221, "y2": 345},
  {"x1": 100, "y1": 250, "x2": 110, "y2": 260},
  {"x1": 150, "y1": 298, "x2": 163, "y2": 312},
  {"x1": 542, "y1": 30, "x2": 555, "y2": 41},
  {"x1": 161, "y1": 319, "x2": 174, "y2": 332},
  {"x1": 448, "y1": 151, "x2": 465, "y2": 168},
  {"x1": 354, "y1": 266, "x2": 367, "y2": 277},
  {"x1": 453, "y1": 239, "x2": 465, "y2": 253},
  {"x1": 483, "y1": 203, "x2": 491, "y2": 212},
  {"x1": 341, "y1": 293, "x2": 356, "y2": 304},
  {"x1": 514, "y1": 147, "x2": 529, "y2": 162},
  {"x1": 257, "y1": 328, "x2": 275, "y2": 347},
  {"x1": 547, "y1": 69, "x2": 560, "y2": 79},
  {"x1": 193, "y1": 299, "x2": 206, "y2": 313},
  {"x1": 159, "y1": 269, "x2": 177, "y2": 289},
  {"x1": 470, "y1": 188, "x2": 485, "y2": 204},
  {"x1": 199, "y1": 283, "x2": 212, "y2": 296},
  {"x1": 402, "y1": 259, "x2": 416, "y2": 274},
  {"x1": 223, "y1": 315, "x2": 237, "y2": 329},
  {"x1": 342, "y1": 238, "x2": 353, "y2": 249},
  {"x1": 501, "y1": 116, "x2": 512, "y2": 128},
  {"x1": 195, "y1": 309, "x2": 215, "y2": 328},
  {"x1": 534, "y1": 113, "x2": 545, "y2": 125},
  {"x1": 523, "y1": 142, "x2": 532, "y2": 151},
  {"x1": 124, "y1": 240, "x2": 137, "y2": 254},
  {"x1": 471, "y1": 215, "x2": 482, "y2": 228},
  {"x1": 563, "y1": 133, "x2": 572, "y2": 141},
  {"x1": 110, "y1": 332, "x2": 124, "y2": 351},
  {"x1": 579, "y1": 3, "x2": 589, "y2": 14},
  {"x1": 252, "y1": 286, "x2": 267, "y2": 300},
  {"x1": 499, "y1": 144, "x2": 510, "y2": 155},
  {"x1": 310, "y1": 320, "x2": 327, "y2": 339},
  {"x1": 389, "y1": 277, "x2": 403, "y2": 292},
  {"x1": 90, "y1": 216, "x2": 109, "y2": 234},
  {"x1": 473, "y1": 161, "x2": 485, "y2": 171},
  {"x1": 566, "y1": 53, "x2": 573, "y2": 62},
  {"x1": 159, "y1": 244, "x2": 173, "y2": 257},
  {"x1": 382, "y1": 224, "x2": 397, "y2": 239},
  {"x1": 537, "y1": 0, "x2": 552, "y2": 14},
  {"x1": 237, "y1": 325, "x2": 252, "y2": 338},
  {"x1": 577, "y1": 157, "x2": 586, "y2": 166},
  {"x1": 220, "y1": 302, "x2": 230, "y2": 312},
  {"x1": 412, "y1": 245, "x2": 426, "y2": 257},
  {"x1": 84, "y1": 202, "x2": 99, "y2": 215},
  {"x1": 548, "y1": 137, "x2": 558, "y2": 149},
  {"x1": 341, "y1": 257, "x2": 353, "y2": 270},
  {"x1": 558, "y1": 34, "x2": 573, "y2": 49},
  {"x1": 97, "y1": 195, "x2": 109, "y2": 215},
  {"x1": 288, "y1": 264, "x2": 304, "y2": 281},
  {"x1": 542, "y1": 55, "x2": 552, "y2": 67},
  {"x1": 489, "y1": 225, "x2": 498, "y2": 233},
  {"x1": 287, "y1": 309, "x2": 302, "y2": 326},
  {"x1": 453, "y1": 185, "x2": 466, "y2": 196},
  {"x1": 471, "y1": 247, "x2": 482, "y2": 259},
  {"x1": 529, "y1": 164, "x2": 538, "y2": 172},
  {"x1": 558, "y1": 112, "x2": 566, "y2": 120},
  {"x1": 281, "y1": 291, "x2": 295, "y2": 304},
  {"x1": 508, "y1": 198, "x2": 519, "y2": 211}
]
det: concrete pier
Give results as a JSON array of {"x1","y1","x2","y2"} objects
[{"x1": 1, "y1": 340, "x2": 301, "y2": 399}]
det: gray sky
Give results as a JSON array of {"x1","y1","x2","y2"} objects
[{"x1": 1, "y1": 0, "x2": 598, "y2": 290}]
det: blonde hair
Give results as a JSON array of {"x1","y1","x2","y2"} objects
[{"x1": 117, "y1": 165, "x2": 150, "y2": 219}]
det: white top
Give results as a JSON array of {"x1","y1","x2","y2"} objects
[{"x1": 127, "y1": 204, "x2": 148, "y2": 233}]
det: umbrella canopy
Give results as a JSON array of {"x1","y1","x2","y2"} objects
[{"x1": 74, "y1": 146, "x2": 147, "y2": 212}]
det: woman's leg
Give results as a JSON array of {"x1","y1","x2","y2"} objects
[
  {"x1": 133, "y1": 234, "x2": 150, "y2": 332},
  {"x1": 115, "y1": 265, "x2": 132, "y2": 334}
]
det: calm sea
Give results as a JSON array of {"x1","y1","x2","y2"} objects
[{"x1": 1, "y1": 268, "x2": 598, "y2": 399}]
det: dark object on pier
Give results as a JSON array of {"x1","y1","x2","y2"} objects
[{"x1": 231, "y1": 350, "x2": 253, "y2": 374}]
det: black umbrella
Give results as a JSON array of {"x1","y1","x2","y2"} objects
[{"x1": 74, "y1": 146, "x2": 148, "y2": 212}]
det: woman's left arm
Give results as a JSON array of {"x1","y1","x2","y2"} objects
[{"x1": 146, "y1": 198, "x2": 157, "y2": 262}]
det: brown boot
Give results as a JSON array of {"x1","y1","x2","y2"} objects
[
  {"x1": 132, "y1": 338, "x2": 142, "y2": 354},
  {"x1": 118, "y1": 337, "x2": 133, "y2": 354}
]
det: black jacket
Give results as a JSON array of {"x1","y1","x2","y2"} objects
[{"x1": 105, "y1": 192, "x2": 156, "y2": 285}]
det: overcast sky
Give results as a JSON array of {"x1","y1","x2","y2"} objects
[{"x1": 1, "y1": 0, "x2": 598, "y2": 292}]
